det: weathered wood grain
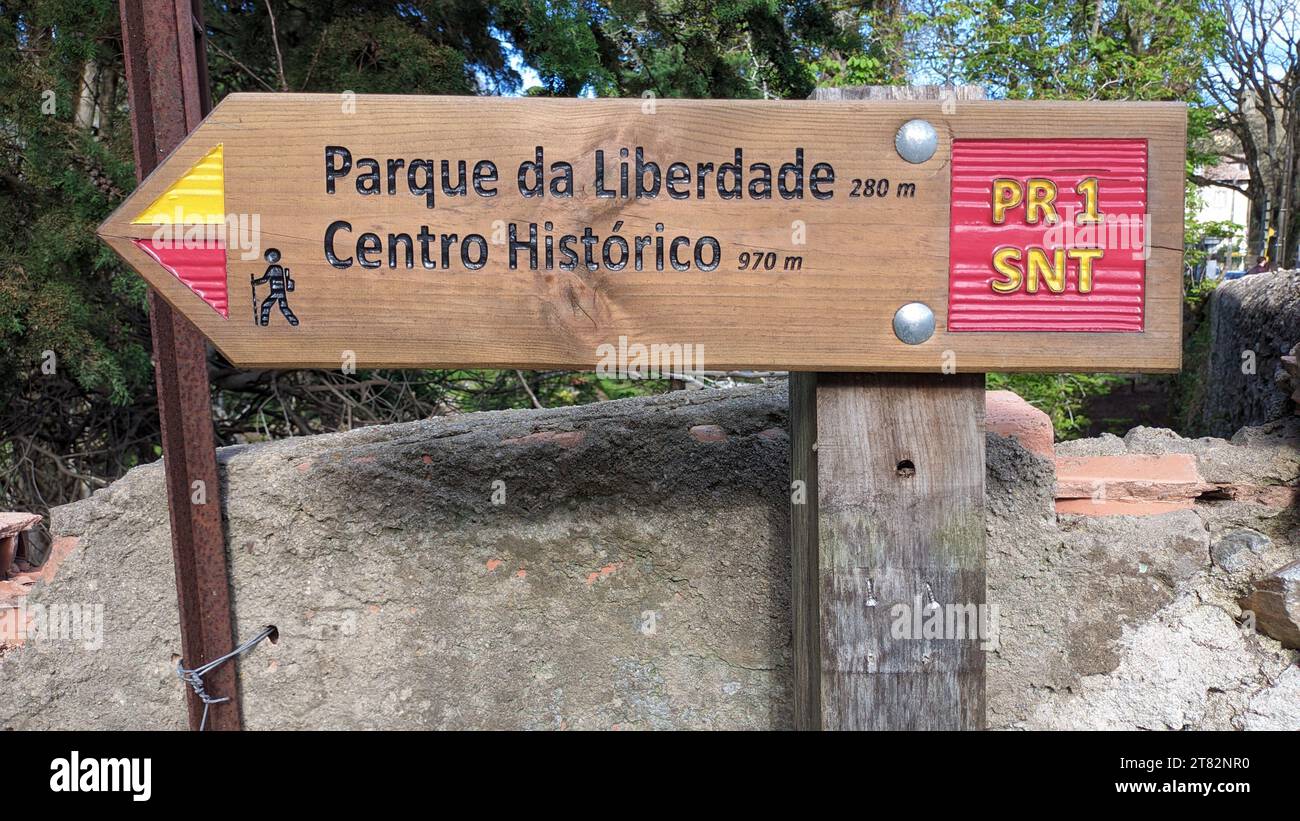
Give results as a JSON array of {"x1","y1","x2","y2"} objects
[
  {"x1": 791, "y1": 87, "x2": 987, "y2": 732},
  {"x1": 100, "y1": 93, "x2": 1184, "y2": 372},
  {"x1": 791, "y1": 372, "x2": 987, "y2": 730},
  {"x1": 789, "y1": 372, "x2": 821, "y2": 728},
  {"x1": 817, "y1": 372, "x2": 986, "y2": 729}
]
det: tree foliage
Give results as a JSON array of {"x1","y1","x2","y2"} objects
[
  {"x1": 0, "y1": 0, "x2": 1276, "y2": 522},
  {"x1": 0, "y1": 1, "x2": 861, "y2": 520},
  {"x1": 910, "y1": 0, "x2": 1218, "y2": 101},
  {"x1": 1199, "y1": 0, "x2": 1298, "y2": 264}
]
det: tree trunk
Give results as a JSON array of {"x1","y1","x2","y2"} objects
[
  {"x1": 74, "y1": 60, "x2": 99, "y2": 130},
  {"x1": 97, "y1": 67, "x2": 118, "y2": 131}
]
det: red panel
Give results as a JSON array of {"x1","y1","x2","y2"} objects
[
  {"x1": 948, "y1": 139, "x2": 1147, "y2": 332},
  {"x1": 133, "y1": 239, "x2": 229, "y2": 318}
]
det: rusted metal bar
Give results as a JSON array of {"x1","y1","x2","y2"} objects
[{"x1": 119, "y1": 0, "x2": 241, "y2": 731}]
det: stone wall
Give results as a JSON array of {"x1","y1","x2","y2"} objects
[
  {"x1": 1, "y1": 384, "x2": 1297, "y2": 730},
  {"x1": 1203, "y1": 270, "x2": 1300, "y2": 437}
]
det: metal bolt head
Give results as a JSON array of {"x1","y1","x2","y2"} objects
[
  {"x1": 895, "y1": 119, "x2": 937, "y2": 164},
  {"x1": 893, "y1": 302, "x2": 935, "y2": 345}
]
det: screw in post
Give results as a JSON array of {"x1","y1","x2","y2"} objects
[
  {"x1": 892, "y1": 302, "x2": 935, "y2": 345},
  {"x1": 895, "y1": 119, "x2": 938, "y2": 164}
]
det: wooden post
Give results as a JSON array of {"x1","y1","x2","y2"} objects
[
  {"x1": 792, "y1": 86, "x2": 988, "y2": 731},
  {"x1": 120, "y1": 0, "x2": 242, "y2": 731}
]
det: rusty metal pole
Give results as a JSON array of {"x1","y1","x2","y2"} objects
[{"x1": 119, "y1": 0, "x2": 241, "y2": 731}]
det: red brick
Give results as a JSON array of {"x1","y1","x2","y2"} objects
[
  {"x1": 984, "y1": 390, "x2": 1054, "y2": 458},
  {"x1": 1054, "y1": 454, "x2": 1212, "y2": 516}
]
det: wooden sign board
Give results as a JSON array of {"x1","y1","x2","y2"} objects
[{"x1": 99, "y1": 94, "x2": 1185, "y2": 372}]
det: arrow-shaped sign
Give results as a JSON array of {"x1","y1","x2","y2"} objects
[{"x1": 99, "y1": 93, "x2": 1186, "y2": 373}]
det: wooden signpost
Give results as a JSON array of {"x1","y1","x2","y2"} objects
[
  {"x1": 100, "y1": 93, "x2": 1184, "y2": 373},
  {"x1": 102, "y1": 84, "x2": 1185, "y2": 730}
]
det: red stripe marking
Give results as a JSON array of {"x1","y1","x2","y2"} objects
[
  {"x1": 133, "y1": 239, "x2": 228, "y2": 318},
  {"x1": 948, "y1": 138, "x2": 1147, "y2": 333}
]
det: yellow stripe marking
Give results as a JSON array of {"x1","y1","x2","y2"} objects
[{"x1": 131, "y1": 144, "x2": 225, "y2": 225}]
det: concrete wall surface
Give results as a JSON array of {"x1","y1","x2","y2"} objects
[{"x1": 1, "y1": 384, "x2": 1297, "y2": 730}]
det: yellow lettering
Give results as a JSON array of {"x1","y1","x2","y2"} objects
[
  {"x1": 991, "y1": 179, "x2": 1023, "y2": 224},
  {"x1": 991, "y1": 247, "x2": 1024, "y2": 293},
  {"x1": 1075, "y1": 177, "x2": 1102, "y2": 224},
  {"x1": 1069, "y1": 248, "x2": 1104, "y2": 293},
  {"x1": 1025, "y1": 179, "x2": 1059, "y2": 225},
  {"x1": 1026, "y1": 247, "x2": 1066, "y2": 293}
]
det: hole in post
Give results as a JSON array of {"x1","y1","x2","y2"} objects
[
  {"x1": 266, "y1": 625, "x2": 280, "y2": 645},
  {"x1": 895, "y1": 459, "x2": 915, "y2": 478}
]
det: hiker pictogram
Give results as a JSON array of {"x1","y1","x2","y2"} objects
[{"x1": 251, "y1": 248, "x2": 298, "y2": 326}]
